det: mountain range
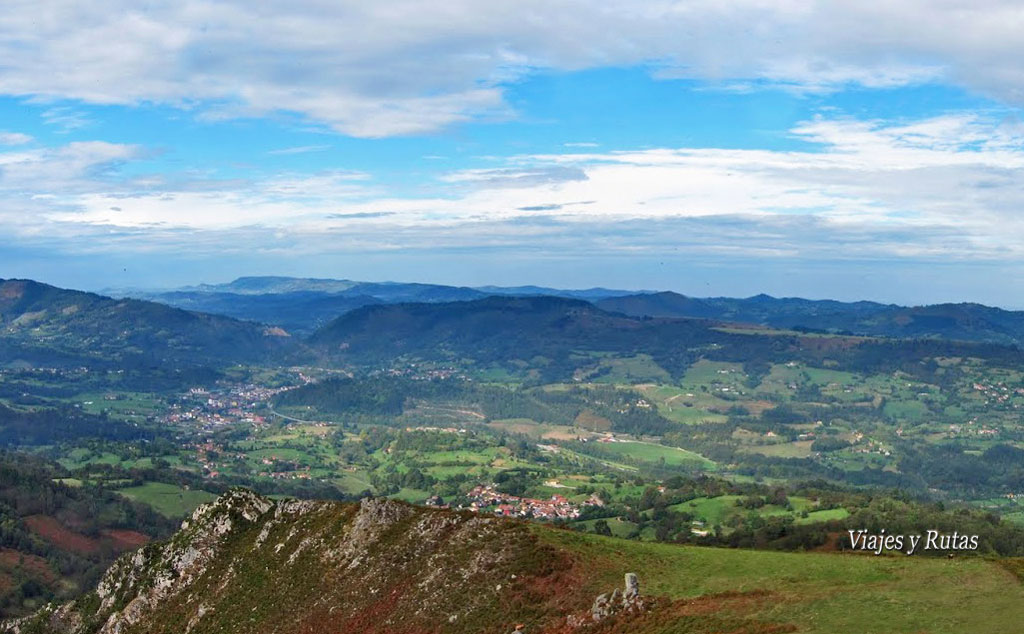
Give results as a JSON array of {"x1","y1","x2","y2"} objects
[
  {"x1": 110, "y1": 277, "x2": 648, "y2": 335},
  {"x1": 595, "y1": 291, "x2": 1024, "y2": 345},
  {"x1": 5, "y1": 277, "x2": 1024, "y2": 380},
  {"x1": 109, "y1": 276, "x2": 1024, "y2": 346}
]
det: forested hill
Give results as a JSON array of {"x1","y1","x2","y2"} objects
[
  {"x1": 0, "y1": 279, "x2": 300, "y2": 368},
  {"x1": 597, "y1": 291, "x2": 1024, "y2": 345},
  {"x1": 308, "y1": 295, "x2": 1024, "y2": 381},
  {"x1": 309, "y1": 295, "x2": 681, "y2": 372}
]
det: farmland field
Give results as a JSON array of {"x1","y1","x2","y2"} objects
[{"x1": 115, "y1": 482, "x2": 217, "y2": 518}]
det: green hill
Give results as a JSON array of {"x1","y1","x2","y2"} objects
[
  {"x1": 597, "y1": 291, "x2": 1024, "y2": 346},
  {"x1": 5, "y1": 490, "x2": 1021, "y2": 633},
  {"x1": 0, "y1": 279, "x2": 299, "y2": 369},
  {"x1": 309, "y1": 295, "x2": 1023, "y2": 382}
]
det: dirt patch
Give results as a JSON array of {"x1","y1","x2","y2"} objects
[
  {"x1": 575, "y1": 410, "x2": 613, "y2": 432},
  {"x1": 995, "y1": 558, "x2": 1024, "y2": 582},
  {"x1": 0, "y1": 548, "x2": 58, "y2": 584},
  {"x1": 0, "y1": 280, "x2": 26, "y2": 300},
  {"x1": 25, "y1": 515, "x2": 99, "y2": 555},
  {"x1": 742, "y1": 400, "x2": 776, "y2": 415},
  {"x1": 102, "y1": 529, "x2": 150, "y2": 550},
  {"x1": 672, "y1": 589, "x2": 778, "y2": 616},
  {"x1": 540, "y1": 429, "x2": 580, "y2": 442}
]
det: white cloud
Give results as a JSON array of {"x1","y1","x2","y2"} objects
[
  {"x1": 3, "y1": 1, "x2": 1024, "y2": 136},
  {"x1": 0, "y1": 141, "x2": 146, "y2": 193},
  {"x1": 0, "y1": 132, "x2": 33, "y2": 145},
  {"x1": 5, "y1": 113, "x2": 1024, "y2": 264},
  {"x1": 41, "y1": 107, "x2": 94, "y2": 132}
]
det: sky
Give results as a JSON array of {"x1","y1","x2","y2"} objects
[{"x1": 3, "y1": 1, "x2": 1024, "y2": 306}]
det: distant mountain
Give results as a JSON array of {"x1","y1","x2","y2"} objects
[
  {"x1": 346, "y1": 281, "x2": 487, "y2": 303},
  {"x1": 309, "y1": 295, "x2": 652, "y2": 362},
  {"x1": 309, "y1": 294, "x2": 1024, "y2": 383},
  {"x1": 101, "y1": 275, "x2": 1024, "y2": 347},
  {"x1": 474, "y1": 284, "x2": 649, "y2": 300},
  {"x1": 595, "y1": 291, "x2": 726, "y2": 320},
  {"x1": 597, "y1": 292, "x2": 1024, "y2": 346},
  {"x1": 0, "y1": 279, "x2": 299, "y2": 368},
  {"x1": 117, "y1": 277, "x2": 642, "y2": 334},
  {"x1": 179, "y1": 276, "x2": 361, "y2": 295},
  {"x1": 138, "y1": 291, "x2": 384, "y2": 335}
]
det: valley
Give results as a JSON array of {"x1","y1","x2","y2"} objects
[{"x1": 2, "y1": 278, "x2": 1024, "y2": 626}]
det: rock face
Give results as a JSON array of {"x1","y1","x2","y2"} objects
[
  {"x1": 1, "y1": 489, "x2": 647, "y2": 634},
  {"x1": 581, "y1": 573, "x2": 645, "y2": 625}
]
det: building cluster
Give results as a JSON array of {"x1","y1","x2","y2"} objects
[
  {"x1": 947, "y1": 418, "x2": 999, "y2": 438},
  {"x1": 380, "y1": 364, "x2": 466, "y2": 380},
  {"x1": 971, "y1": 381, "x2": 1023, "y2": 407},
  {"x1": 165, "y1": 382, "x2": 297, "y2": 429},
  {"x1": 464, "y1": 484, "x2": 588, "y2": 520},
  {"x1": 404, "y1": 426, "x2": 467, "y2": 434}
]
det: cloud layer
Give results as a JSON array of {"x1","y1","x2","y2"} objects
[
  {"x1": 2, "y1": 113, "x2": 1023, "y2": 265},
  {"x1": 3, "y1": 1, "x2": 1024, "y2": 136}
]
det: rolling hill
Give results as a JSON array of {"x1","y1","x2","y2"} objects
[
  {"x1": 308, "y1": 295, "x2": 670, "y2": 370},
  {"x1": 115, "y1": 276, "x2": 1024, "y2": 346},
  {"x1": 0, "y1": 279, "x2": 299, "y2": 368},
  {"x1": 597, "y1": 291, "x2": 1024, "y2": 345},
  {"x1": 114, "y1": 277, "x2": 644, "y2": 334},
  {"x1": 308, "y1": 295, "x2": 1023, "y2": 382}
]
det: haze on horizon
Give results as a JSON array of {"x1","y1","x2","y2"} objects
[{"x1": 3, "y1": 1, "x2": 1024, "y2": 308}]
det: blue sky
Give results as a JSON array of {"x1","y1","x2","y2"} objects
[{"x1": 3, "y1": 1, "x2": 1024, "y2": 306}]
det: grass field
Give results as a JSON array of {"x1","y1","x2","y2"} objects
[
  {"x1": 115, "y1": 482, "x2": 217, "y2": 518},
  {"x1": 588, "y1": 354, "x2": 672, "y2": 383},
  {"x1": 739, "y1": 440, "x2": 815, "y2": 458},
  {"x1": 635, "y1": 382, "x2": 732, "y2": 425},
  {"x1": 1003, "y1": 511, "x2": 1024, "y2": 526},
  {"x1": 663, "y1": 495, "x2": 844, "y2": 528},
  {"x1": 669, "y1": 495, "x2": 744, "y2": 525},
  {"x1": 596, "y1": 440, "x2": 716, "y2": 470},
  {"x1": 543, "y1": 528, "x2": 1024, "y2": 633},
  {"x1": 795, "y1": 508, "x2": 851, "y2": 524},
  {"x1": 575, "y1": 517, "x2": 639, "y2": 538},
  {"x1": 332, "y1": 471, "x2": 375, "y2": 494}
]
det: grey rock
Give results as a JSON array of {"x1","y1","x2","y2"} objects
[{"x1": 624, "y1": 572, "x2": 639, "y2": 600}]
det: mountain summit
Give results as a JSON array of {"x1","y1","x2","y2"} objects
[{"x1": 2, "y1": 490, "x2": 656, "y2": 634}]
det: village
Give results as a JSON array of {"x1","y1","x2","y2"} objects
[
  {"x1": 456, "y1": 483, "x2": 597, "y2": 520},
  {"x1": 162, "y1": 382, "x2": 302, "y2": 429}
]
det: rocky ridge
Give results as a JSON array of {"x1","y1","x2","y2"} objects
[{"x1": 1, "y1": 490, "x2": 649, "y2": 634}]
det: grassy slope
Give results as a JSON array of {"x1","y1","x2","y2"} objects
[{"x1": 543, "y1": 529, "x2": 1023, "y2": 633}]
